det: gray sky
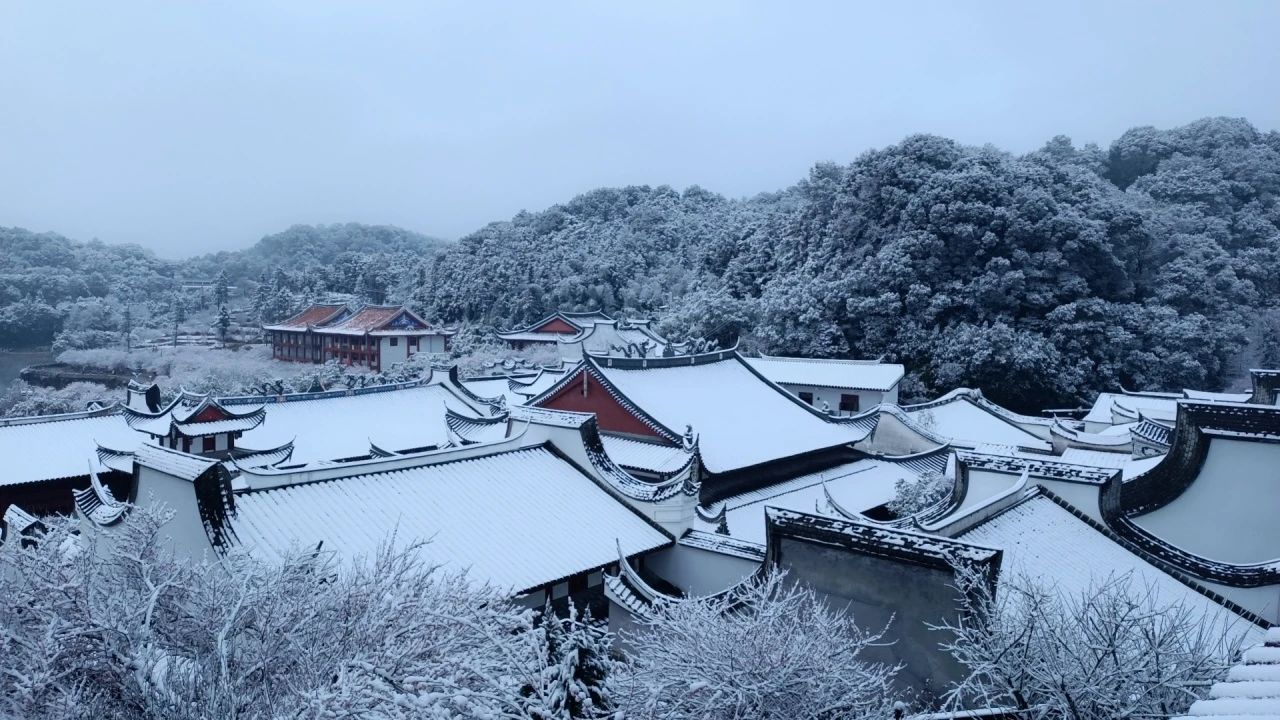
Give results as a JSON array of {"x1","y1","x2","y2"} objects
[{"x1": 1, "y1": 1, "x2": 1277, "y2": 258}]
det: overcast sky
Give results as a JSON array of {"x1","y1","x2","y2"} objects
[{"x1": 1, "y1": 1, "x2": 1277, "y2": 258}]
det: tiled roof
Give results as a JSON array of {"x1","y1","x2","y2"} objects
[
  {"x1": 903, "y1": 390, "x2": 1053, "y2": 451},
  {"x1": 238, "y1": 383, "x2": 487, "y2": 464},
  {"x1": 578, "y1": 353, "x2": 871, "y2": 474},
  {"x1": 226, "y1": 446, "x2": 671, "y2": 593},
  {"x1": 0, "y1": 413, "x2": 140, "y2": 487},
  {"x1": 745, "y1": 355, "x2": 905, "y2": 392},
  {"x1": 263, "y1": 303, "x2": 348, "y2": 331},
  {"x1": 712, "y1": 459, "x2": 912, "y2": 544},
  {"x1": 601, "y1": 434, "x2": 691, "y2": 475},
  {"x1": 134, "y1": 443, "x2": 219, "y2": 481},
  {"x1": 957, "y1": 494, "x2": 1264, "y2": 637},
  {"x1": 1175, "y1": 627, "x2": 1280, "y2": 719}
]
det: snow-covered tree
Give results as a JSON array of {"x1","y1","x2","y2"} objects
[
  {"x1": 0, "y1": 505, "x2": 607, "y2": 720},
  {"x1": 611, "y1": 571, "x2": 900, "y2": 719},
  {"x1": 887, "y1": 470, "x2": 952, "y2": 518},
  {"x1": 215, "y1": 305, "x2": 231, "y2": 346},
  {"x1": 213, "y1": 269, "x2": 230, "y2": 309},
  {"x1": 936, "y1": 569, "x2": 1244, "y2": 719}
]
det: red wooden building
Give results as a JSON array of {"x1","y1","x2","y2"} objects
[{"x1": 265, "y1": 303, "x2": 453, "y2": 371}]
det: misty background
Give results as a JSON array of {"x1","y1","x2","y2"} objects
[{"x1": 2, "y1": 1, "x2": 1277, "y2": 256}]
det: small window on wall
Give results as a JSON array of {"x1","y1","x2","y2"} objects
[
  {"x1": 390, "y1": 337, "x2": 399, "y2": 346},
  {"x1": 202, "y1": 436, "x2": 216, "y2": 453},
  {"x1": 798, "y1": 391, "x2": 814, "y2": 405},
  {"x1": 839, "y1": 393, "x2": 860, "y2": 413}
]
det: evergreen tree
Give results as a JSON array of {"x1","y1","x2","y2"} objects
[
  {"x1": 214, "y1": 268, "x2": 230, "y2": 308},
  {"x1": 121, "y1": 305, "x2": 132, "y2": 351},
  {"x1": 216, "y1": 305, "x2": 231, "y2": 346}
]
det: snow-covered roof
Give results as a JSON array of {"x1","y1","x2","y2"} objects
[
  {"x1": 561, "y1": 320, "x2": 668, "y2": 358},
  {"x1": 262, "y1": 303, "x2": 349, "y2": 331},
  {"x1": 558, "y1": 352, "x2": 873, "y2": 475},
  {"x1": 497, "y1": 311, "x2": 612, "y2": 340},
  {"x1": 0, "y1": 411, "x2": 139, "y2": 487},
  {"x1": 238, "y1": 383, "x2": 489, "y2": 465},
  {"x1": 1083, "y1": 391, "x2": 1180, "y2": 427},
  {"x1": 601, "y1": 434, "x2": 693, "y2": 475},
  {"x1": 1174, "y1": 627, "x2": 1280, "y2": 719},
  {"x1": 225, "y1": 445, "x2": 671, "y2": 594},
  {"x1": 1184, "y1": 389, "x2": 1254, "y2": 403},
  {"x1": 134, "y1": 442, "x2": 220, "y2": 481},
  {"x1": 708, "y1": 459, "x2": 912, "y2": 545},
  {"x1": 956, "y1": 493, "x2": 1262, "y2": 634},
  {"x1": 903, "y1": 390, "x2": 1052, "y2": 451},
  {"x1": 744, "y1": 355, "x2": 905, "y2": 392},
  {"x1": 318, "y1": 305, "x2": 449, "y2": 337}
]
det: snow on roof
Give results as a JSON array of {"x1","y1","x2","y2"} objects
[
  {"x1": 238, "y1": 384, "x2": 486, "y2": 464},
  {"x1": 904, "y1": 391, "x2": 1052, "y2": 451},
  {"x1": 1083, "y1": 392, "x2": 1179, "y2": 427},
  {"x1": 957, "y1": 494, "x2": 1262, "y2": 635},
  {"x1": 226, "y1": 446, "x2": 671, "y2": 593},
  {"x1": 1174, "y1": 627, "x2": 1280, "y2": 719},
  {"x1": 0, "y1": 413, "x2": 140, "y2": 487},
  {"x1": 317, "y1": 305, "x2": 445, "y2": 336},
  {"x1": 509, "y1": 368, "x2": 570, "y2": 399},
  {"x1": 494, "y1": 330, "x2": 566, "y2": 343},
  {"x1": 586, "y1": 353, "x2": 871, "y2": 474},
  {"x1": 744, "y1": 355, "x2": 905, "y2": 392},
  {"x1": 134, "y1": 443, "x2": 219, "y2": 481},
  {"x1": 710, "y1": 459, "x2": 910, "y2": 545},
  {"x1": 498, "y1": 311, "x2": 612, "y2": 339},
  {"x1": 601, "y1": 434, "x2": 692, "y2": 475},
  {"x1": 1057, "y1": 447, "x2": 1135, "y2": 469},
  {"x1": 563, "y1": 320, "x2": 668, "y2": 357},
  {"x1": 263, "y1": 303, "x2": 349, "y2": 331},
  {"x1": 461, "y1": 375, "x2": 525, "y2": 407},
  {"x1": 1132, "y1": 437, "x2": 1280, "y2": 565},
  {"x1": 678, "y1": 529, "x2": 766, "y2": 561},
  {"x1": 1184, "y1": 389, "x2": 1254, "y2": 403}
]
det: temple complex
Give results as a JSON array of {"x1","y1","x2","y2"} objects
[{"x1": 3, "y1": 316, "x2": 1277, "y2": 707}]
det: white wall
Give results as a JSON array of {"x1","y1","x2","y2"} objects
[
  {"x1": 380, "y1": 336, "x2": 409, "y2": 367},
  {"x1": 642, "y1": 542, "x2": 759, "y2": 597},
  {"x1": 776, "y1": 383, "x2": 892, "y2": 415}
]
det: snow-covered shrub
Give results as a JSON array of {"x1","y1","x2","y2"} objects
[
  {"x1": 887, "y1": 470, "x2": 952, "y2": 518},
  {"x1": 611, "y1": 571, "x2": 899, "y2": 719},
  {"x1": 0, "y1": 506, "x2": 606, "y2": 720},
  {"x1": 937, "y1": 570, "x2": 1245, "y2": 719},
  {"x1": 0, "y1": 380, "x2": 113, "y2": 418},
  {"x1": 51, "y1": 328, "x2": 119, "y2": 354}
]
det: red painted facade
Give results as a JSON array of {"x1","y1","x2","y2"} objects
[
  {"x1": 192, "y1": 405, "x2": 228, "y2": 423},
  {"x1": 537, "y1": 371, "x2": 667, "y2": 440},
  {"x1": 534, "y1": 317, "x2": 580, "y2": 334}
]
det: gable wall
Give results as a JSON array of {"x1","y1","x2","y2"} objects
[
  {"x1": 534, "y1": 317, "x2": 580, "y2": 334},
  {"x1": 537, "y1": 372, "x2": 666, "y2": 440}
]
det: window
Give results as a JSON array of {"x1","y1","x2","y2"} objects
[
  {"x1": 390, "y1": 337, "x2": 399, "y2": 346},
  {"x1": 839, "y1": 393, "x2": 860, "y2": 413},
  {"x1": 409, "y1": 337, "x2": 418, "y2": 348},
  {"x1": 798, "y1": 391, "x2": 814, "y2": 405},
  {"x1": 202, "y1": 436, "x2": 216, "y2": 453}
]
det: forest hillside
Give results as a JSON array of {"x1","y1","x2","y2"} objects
[{"x1": 3, "y1": 117, "x2": 1279, "y2": 411}]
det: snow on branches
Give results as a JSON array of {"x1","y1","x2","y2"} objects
[{"x1": 610, "y1": 571, "x2": 900, "y2": 720}]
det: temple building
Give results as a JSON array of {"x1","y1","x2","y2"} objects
[
  {"x1": 745, "y1": 355, "x2": 905, "y2": 412},
  {"x1": 528, "y1": 348, "x2": 877, "y2": 501},
  {"x1": 264, "y1": 303, "x2": 452, "y2": 369},
  {"x1": 495, "y1": 310, "x2": 614, "y2": 350}
]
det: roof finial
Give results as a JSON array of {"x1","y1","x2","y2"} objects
[{"x1": 683, "y1": 424, "x2": 695, "y2": 450}]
